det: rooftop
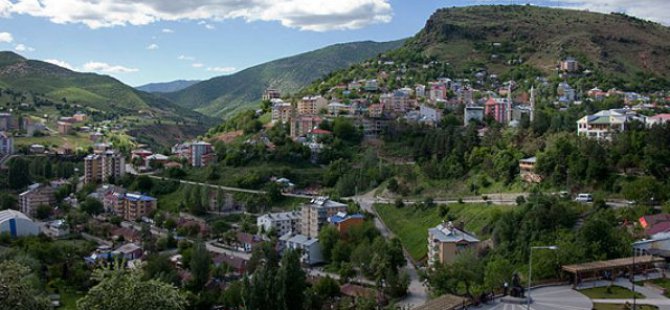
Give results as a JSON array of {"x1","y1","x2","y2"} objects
[
  {"x1": 0, "y1": 209, "x2": 32, "y2": 223},
  {"x1": 125, "y1": 193, "x2": 156, "y2": 202},
  {"x1": 429, "y1": 222, "x2": 479, "y2": 243}
]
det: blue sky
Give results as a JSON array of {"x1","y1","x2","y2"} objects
[{"x1": 0, "y1": 0, "x2": 668, "y2": 86}]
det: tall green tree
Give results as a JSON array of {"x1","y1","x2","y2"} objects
[
  {"x1": 0, "y1": 261, "x2": 51, "y2": 310},
  {"x1": 189, "y1": 240, "x2": 211, "y2": 291},
  {"x1": 276, "y1": 250, "x2": 306, "y2": 310},
  {"x1": 8, "y1": 157, "x2": 32, "y2": 190}
]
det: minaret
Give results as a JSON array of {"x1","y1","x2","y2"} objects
[
  {"x1": 529, "y1": 86, "x2": 536, "y2": 123},
  {"x1": 506, "y1": 83, "x2": 513, "y2": 124}
]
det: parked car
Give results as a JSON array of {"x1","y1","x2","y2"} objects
[{"x1": 574, "y1": 193, "x2": 593, "y2": 203}]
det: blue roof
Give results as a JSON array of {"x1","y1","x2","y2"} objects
[
  {"x1": 329, "y1": 213, "x2": 364, "y2": 224},
  {"x1": 125, "y1": 193, "x2": 156, "y2": 202}
]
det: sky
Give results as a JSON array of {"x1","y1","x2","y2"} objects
[{"x1": 0, "y1": 0, "x2": 668, "y2": 87}]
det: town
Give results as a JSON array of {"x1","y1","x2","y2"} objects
[{"x1": 2, "y1": 3, "x2": 670, "y2": 310}]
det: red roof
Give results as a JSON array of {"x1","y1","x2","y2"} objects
[
  {"x1": 310, "y1": 128, "x2": 332, "y2": 135},
  {"x1": 640, "y1": 214, "x2": 670, "y2": 235}
]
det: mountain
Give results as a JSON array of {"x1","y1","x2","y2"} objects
[
  {"x1": 304, "y1": 5, "x2": 670, "y2": 95},
  {"x1": 166, "y1": 40, "x2": 405, "y2": 117},
  {"x1": 136, "y1": 80, "x2": 201, "y2": 93},
  {"x1": 405, "y1": 5, "x2": 670, "y2": 82},
  {"x1": 0, "y1": 51, "x2": 214, "y2": 124}
]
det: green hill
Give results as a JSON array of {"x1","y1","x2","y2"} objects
[
  {"x1": 0, "y1": 51, "x2": 214, "y2": 124},
  {"x1": 305, "y1": 5, "x2": 670, "y2": 94},
  {"x1": 166, "y1": 40, "x2": 405, "y2": 117},
  {"x1": 136, "y1": 80, "x2": 201, "y2": 93}
]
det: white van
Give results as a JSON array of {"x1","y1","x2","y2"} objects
[{"x1": 575, "y1": 193, "x2": 593, "y2": 203}]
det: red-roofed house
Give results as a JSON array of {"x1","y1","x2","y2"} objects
[{"x1": 640, "y1": 214, "x2": 670, "y2": 236}]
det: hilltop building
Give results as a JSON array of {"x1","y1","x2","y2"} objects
[
  {"x1": 428, "y1": 221, "x2": 480, "y2": 266},
  {"x1": 262, "y1": 88, "x2": 281, "y2": 101},
  {"x1": 577, "y1": 109, "x2": 646, "y2": 140}
]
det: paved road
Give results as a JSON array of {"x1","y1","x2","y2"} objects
[
  {"x1": 205, "y1": 241, "x2": 252, "y2": 260},
  {"x1": 147, "y1": 175, "x2": 316, "y2": 199},
  {"x1": 479, "y1": 286, "x2": 593, "y2": 310},
  {"x1": 355, "y1": 191, "x2": 428, "y2": 309}
]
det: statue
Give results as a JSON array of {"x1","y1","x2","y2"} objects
[{"x1": 509, "y1": 273, "x2": 525, "y2": 298}]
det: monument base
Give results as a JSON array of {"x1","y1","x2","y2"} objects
[{"x1": 500, "y1": 296, "x2": 532, "y2": 305}]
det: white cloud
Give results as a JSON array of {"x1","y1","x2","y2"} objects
[
  {"x1": 538, "y1": 0, "x2": 670, "y2": 25},
  {"x1": 178, "y1": 55, "x2": 195, "y2": 61},
  {"x1": 207, "y1": 66, "x2": 236, "y2": 73},
  {"x1": 0, "y1": 32, "x2": 12, "y2": 43},
  {"x1": 161, "y1": 28, "x2": 174, "y2": 33},
  {"x1": 204, "y1": 23, "x2": 215, "y2": 30},
  {"x1": 191, "y1": 63, "x2": 204, "y2": 68},
  {"x1": 14, "y1": 43, "x2": 34, "y2": 52},
  {"x1": 82, "y1": 61, "x2": 138, "y2": 73},
  {"x1": 2, "y1": 0, "x2": 393, "y2": 31},
  {"x1": 146, "y1": 43, "x2": 159, "y2": 50},
  {"x1": 44, "y1": 59, "x2": 74, "y2": 70}
]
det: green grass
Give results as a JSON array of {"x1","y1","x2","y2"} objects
[
  {"x1": 579, "y1": 286, "x2": 645, "y2": 299},
  {"x1": 58, "y1": 289, "x2": 84, "y2": 310},
  {"x1": 374, "y1": 202, "x2": 514, "y2": 261},
  {"x1": 15, "y1": 133, "x2": 93, "y2": 150},
  {"x1": 640, "y1": 278, "x2": 670, "y2": 298},
  {"x1": 593, "y1": 304, "x2": 657, "y2": 310}
]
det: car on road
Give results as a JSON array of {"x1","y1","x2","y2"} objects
[{"x1": 574, "y1": 193, "x2": 593, "y2": 203}]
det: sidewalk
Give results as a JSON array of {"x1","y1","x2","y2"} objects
[{"x1": 577, "y1": 273, "x2": 670, "y2": 310}]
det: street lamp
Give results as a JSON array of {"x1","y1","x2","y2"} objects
[{"x1": 528, "y1": 245, "x2": 558, "y2": 310}]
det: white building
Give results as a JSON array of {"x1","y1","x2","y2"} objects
[
  {"x1": 0, "y1": 209, "x2": 40, "y2": 237},
  {"x1": 256, "y1": 211, "x2": 301, "y2": 236},
  {"x1": 0, "y1": 131, "x2": 13, "y2": 155},
  {"x1": 271, "y1": 99, "x2": 292, "y2": 124},
  {"x1": 280, "y1": 233, "x2": 324, "y2": 265},
  {"x1": 577, "y1": 109, "x2": 647, "y2": 140}
]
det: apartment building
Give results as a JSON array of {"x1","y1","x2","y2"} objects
[
  {"x1": 300, "y1": 197, "x2": 347, "y2": 238},
  {"x1": 297, "y1": 96, "x2": 328, "y2": 115},
  {"x1": 427, "y1": 221, "x2": 479, "y2": 266},
  {"x1": 257, "y1": 211, "x2": 301, "y2": 236},
  {"x1": 113, "y1": 193, "x2": 157, "y2": 221},
  {"x1": 19, "y1": 183, "x2": 56, "y2": 217},
  {"x1": 84, "y1": 150, "x2": 126, "y2": 184}
]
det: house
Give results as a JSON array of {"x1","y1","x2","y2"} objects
[
  {"x1": 428, "y1": 221, "x2": 480, "y2": 266},
  {"x1": 235, "y1": 232, "x2": 262, "y2": 253},
  {"x1": 90, "y1": 132, "x2": 104, "y2": 142},
  {"x1": 171, "y1": 141, "x2": 215, "y2": 167},
  {"x1": 19, "y1": 183, "x2": 56, "y2": 217},
  {"x1": 639, "y1": 214, "x2": 670, "y2": 236},
  {"x1": 297, "y1": 96, "x2": 328, "y2": 115},
  {"x1": 213, "y1": 254, "x2": 248, "y2": 275},
  {"x1": 647, "y1": 114, "x2": 670, "y2": 127},
  {"x1": 271, "y1": 99, "x2": 293, "y2": 124},
  {"x1": 281, "y1": 233, "x2": 324, "y2": 265},
  {"x1": 327, "y1": 212, "x2": 364, "y2": 235},
  {"x1": 560, "y1": 57, "x2": 579, "y2": 72},
  {"x1": 262, "y1": 88, "x2": 281, "y2": 101},
  {"x1": 257, "y1": 211, "x2": 301, "y2": 236},
  {"x1": 0, "y1": 210, "x2": 40, "y2": 237},
  {"x1": 429, "y1": 83, "x2": 448, "y2": 102},
  {"x1": 415, "y1": 84, "x2": 426, "y2": 98},
  {"x1": 587, "y1": 87, "x2": 607, "y2": 101},
  {"x1": 577, "y1": 109, "x2": 646, "y2": 140},
  {"x1": 57, "y1": 121, "x2": 72, "y2": 135},
  {"x1": 0, "y1": 131, "x2": 13, "y2": 155},
  {"x1": 84, "y1": 150, "x2": 125, "y2": 184},
  {"x1": 73, "y1": 113, "x2": 87, "y2": 122},
  {"x1": 368, "y1": 104, "x2": 384, "y2": 118},
  {"x1": 557, "y1": 82, "x2": 576, "y2": 103},
  {"x1": 327, "y1": 102, "x2": 350, "y2": 115},
  {"x1": 113, "y1": 243, "x2": 143, "y2": 260},
  {"x1": 364, "y1": 79, "x2": 378, "y2": 92},
  {"x1": 0, "y1": 112, "x2": 11, "y2": 131},
  {"x1": 145, "y1": 154, "x2": 169, "y2": 168},
  {"x1": 464, "y1": 106, "x2": 484, "y2": 125},
  {"x1": 111, "y1": 227, "x2": 140, "y2": 243},
  {"x1": 301, "y1": 197, "x2": 348, "y2": 238},
  {"x1": 419, "y1": 105, "x2": 443, "y2": 125},
  {"x1": 43, "y1": 219, "x2": 70, "y2": 238},
  {"x1": 519, "y1": 157, "x2": 542, "y2": 183},
  {"x1": 633, "y1": 232, "x2": 670, "y2": 258}
]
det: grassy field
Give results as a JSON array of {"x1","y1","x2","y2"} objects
[
  {"x1": 593, "y1": 304, "x2": 657, "y2": 310},
  {"x1": 15, "y1": 133, "x2": 93, "y2": 150},
  {"x1": 374, "y1": 202, "x2": 515, "y2": 261},
  {"x1": 640, "y1": 278, "x2": 670, "y2": 297},
  {"x1": 579, "y1": 286, "x2": 645, "y2": 299}
]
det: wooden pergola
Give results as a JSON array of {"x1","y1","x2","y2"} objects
[{"x1": 562, "y1": 255, "x2": 665, "y2": 285}]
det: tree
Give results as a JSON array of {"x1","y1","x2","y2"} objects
[
  {"x1": 77, "y1": 269, "x2": 187, "y2": 310},
  {"x1": 0, "y1": 260, "x2": 51, "y2": 310},
  {"x1": 189, "y1": 240, "x2": 211, "y2": 291},
  {"x1": 8, "y1": 157, "x2": 31, "y2": 190},
  {"x1": 276, "y1": 249, "x2": 306, "y2": 310},
  {"x1": 318, "y1": 225, "x2": 340, "y2": 262},
  {"x1": 484, "y1": 257, "x2": 514, "y2": 291},
  {"x1": 80, "y1": 197, "x2": 103, "y2": 215}
]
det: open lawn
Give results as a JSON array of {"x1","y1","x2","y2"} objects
[
  {"x1": 15, "y1": 133, "x2": 93, "y2": 150},
  {"x1": 579, "y1": 286, "x2": 645, "y2": 299},
  {"x1": 374, "y1": 202, "x2": 515, "y2": 261},
  {"x1": 593, "y1": 304, "x2": 657, "y2": 310}
]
